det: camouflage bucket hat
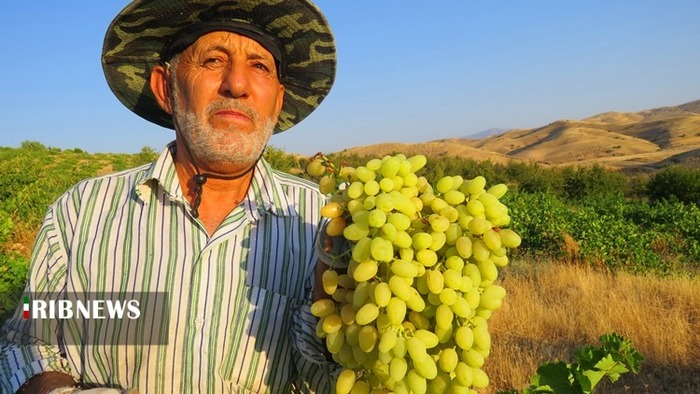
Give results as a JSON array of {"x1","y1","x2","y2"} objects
[{"x1": 102, "y1": 0, "x2": 336, "y2": 133}]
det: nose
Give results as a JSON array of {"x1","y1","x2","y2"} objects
[{"x1": 219, "y1": 61, "x2": 251, "y2": 98}]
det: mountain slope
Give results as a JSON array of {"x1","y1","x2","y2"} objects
[{"x1": 335, "y1": 100, "x2": 700, "y2": 171}]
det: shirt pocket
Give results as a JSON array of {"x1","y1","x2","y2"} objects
[{"x1": 219, "y1": 285, "x2": 297, "y2": 393}]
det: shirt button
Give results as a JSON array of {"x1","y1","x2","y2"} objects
[{"x1": 194, "y1": 318, "x2": 204, "y2": 326}]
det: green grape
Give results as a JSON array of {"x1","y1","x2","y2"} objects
[
  {"x1": 428, "y1": 214, "x2": 450, "y2": 233},
  {"x1": 374, "y1": 282, "x2": 392, "y2": 307},
  {"x1": 413, "y1": 329, "x2": 439, "y2": 349},
  {"x1": 358, "y1": 324, "x2": 379, "y2": 352},
  {"x1": 435, "y1": 325, "x2": 454, "y2": 344},
  {"x1": 407, "y1": 369, "x2": 427, "y2": 394},
  {"x1": 454, "y1": 326, "x2": 474, "y2": 350},
  {"x1": 389, "y1": 276, "x2": 413, "y2": 301},
  {"x1": 366, "y1": 158, "x2": 382, "y2": 171},
  {"x1": 464, "y1": 288, "x2": 481, "y2": 310},
  {"x1": 480, "y1": 285, "x2": 506, "y2": 310},
  {"x1": 466, "y1": 199, "x2": 485, "y2": 217},
  {"x1": 454, "y1": 362, "x2": 474, "y2": 387},
  {"x1": 492, "y1": 214, "x2": 511, "y2": 227},
  {"x1": 443, "y1": 190, "x2": 465, "y2": 205},
  {"x1": 430, "y1": 231, "x2": 447, "y2": 251},
  {"x1": 436, "y1": 176, "x2": 455, "y2": 194},
  {"x1": 463, "y1": 264, "x2": 481, "y2": 287},
  {"x1": 407, "y1": 336, "x2": 428, "y2": 363},
  {"x1": 345, "y1": 323, "x2": 361, "y2": 346},
  {"x1": 499, "y1": 228, "x2": 522, "y2": 248},
  {"x1": 477, "y1": 192, "x2": 498, "y2": 209},
  {"x1": 408, "y1": 310, "x2": 431, "y2": 330},
  {"x1": 367, "y1": 209, "x2": 387, "y2": 228},
  {"x1": 319, "y1": 175, "x2": 336, "y2": 194},
  {"x1": 354, "y1": 259, "x2": 379, "y2": 282},
  {"x1": 355, "y1": 303, "x2": 380, "y2": 326},
  {"x1": 439, "y1": 206, "x2": 460, "y2": 223},
  {"x1": 415, "y1": 274, "x2": 430, "y2": 295},
  {"x1": 428, "y1": 371, "x2": 451, "y2": 394},
  {"x1": 339, "y1": 166, "x2": 356, "y2": 182},
  {"x1": 416, "y1": 249, "x2": 438, "y2": 267},
  {"x1": 444, "y1": 223, "x2": 462, "y2": 245},
  {"x1": 471, "y1": 368, "x2": 489, "y2": 388},
  {"x1": 407, "y1": 154, "x2": 427, "y2": 172},
  {"x1": 347, "y1": 199, "x2": 365, "y2": 215},
  {"x1": 397, "y1": 158, "x2": 412, "y2": 176},
  {"x1": 439, "y1": 288, "x2": 457, "y2": 306},
  {"x1": 379, "y1": 177, "x2": 395, "y2": 193},
  {"x1": 472, "y1": 240, "x2": 491, "y2": 263},
  {"x1": 485, "y1": 202, "x2": 508, "y2": 221},
  {"x1": 402, "y1": 172, "x2": 418, "y2": 187},
  {"x1": 340, "y1": 303, "x2": 356, "y2": 325},
  {"x1": 467, "y1": 218, "x2": 491, "y2": 235},
  {"x1": 387, "y1": 212, "x2": 411, "y2": 231},
  {"x1": 392, "y1": 231, "x2": 413, "y2": 249},
  {"x1": 380, "y1": 156, "x2": 402, "y2": 178},
  {"x1": 321, "y1": 202, "x2": 344, "y2": 218},
  {"x1": 451, "y1": 175, "x2": 464, "y2": 190},
  {"x1": 371, "y1": 236, "x2": 394, "y2": 262},
  {"x1": 451, "y1": 296, "x2": 471, "y2": 318},
  {"x1": 355, "y1": 166, "x2": 376, "y2": 182},
  {"x1": 399, "y1": 247, "x2": 414, "y2": 262},
  {"x1": 344, "y1": 223, "x2": 370, "y2": 242},
  {"x1": 352, "y1": 282, "x2": 370, "y2": 310},
  {"x1": 427, "y1": 292, "x2": 442, "y2": 306},
  {"x1": 350, "y1": 380, "x2": 370, "y2": 394},
  {"x1": 463, "y1": 176, "x2": 486, "y2": 195},
  {"x1": 487, "y1": 183, "x2": 508, "y2": 198},
  {"x1": 363, "y1": 195, "x2": 376, "y2": 210},
  {"x1": 332, "y1": 288, "x2": 350, "y2": 303},
  {"x1": 491, "y1": 253, "x2": 509, "y2": 267},
  {"x1": 392, "y1": 259, "x2": 419, "y2": 278},
  {"x1": 459, "y1": 275, "x2": 474, "y2": 293},
  {"x1": 372, "y1": 194, "x2": 393, "y2": 214},
  {"x1": 326, "y1": 329, "x2": 345, "y2": 354},
  {"x1": 413, "y1": 354, "x2": 438, "y2": 380},
  {"x1": 462, "y1": 348, "x2": 484, "y2": 368},
  {"x1": 322, "y1": 269, "x2": 339, "y2": 295},
  {"x1": 455, "y1": 236, "x2": 473, "y2": 259},
  {"x1": 364, "y1": 180, "x2": 380, "y2": 196},
  {"x1": 386, "y1": 297, "x2": 407, "y2": 325},
  {"x1": 477, "y1": 258, "x2": 498, "y2": 283},
  {"x1": 322, "y1": 313, "x2": 343, "y2": 334},
  {"x1": 435, "y1": 304, "x2": 454, "y2": 329},
  {"x1": 445, "y1": 255, "x2": 465, "y2": 271},
  {"x1": 405, "y1": 289, "x2": 426, "y2": 312},
  {"x1": 390, "y1": 356, "x2": 408, "y2": 382},
  {"x1": 443, "y1": 269, "x2": 462, "y2": 290},
  {"x1": 472, "y1": 325, "x2": 491, "y2": 352},
  {"x1": 336, "y1": 369, "x2": 357, "y2": 394},
  {"x1": 378, "y1": 350, "x2": 393, "y2": 365},
  {"x1": 347, "y1": 181, "x2": 365, "y2": 199},
  {"x1": 306, "y1": 159, "x2": 326, "y2": 177},
  {"x1": 426, "y1": 270, "x2": 444, "y2": 294},
  {"x1": 352, "y1": 237, "x2": 372, "y2": 263},
  {"x1": 412, "y1": 232, "x2": 433, "y2": 250},
  {"x1": 379, "y1": 222, "x2": 398, "y2": 242},
  {"x1": 438, "y1": 347, "x2": 459, "y2": 373},
  {"x1": 429, "y1": 197, "x2": 449, "y2": 214},
  {"x1": 310, "y1": 298, "x2": 335, "y2": 317},
  {"x1": 378, "y1": 329, "x2": 398, "y2": 353},
  {"x1": 482, "y1": 228, "x2": 502, "y2": 251}
]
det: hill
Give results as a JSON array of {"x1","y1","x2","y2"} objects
[{"x1": 335, "y1": 100, "x2": 700, "y2": 172}]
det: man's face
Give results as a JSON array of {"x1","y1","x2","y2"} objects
[{"x1": 167, "y1": 31, "x2": 285, "y2": 168}]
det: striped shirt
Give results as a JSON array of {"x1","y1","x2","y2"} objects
[{"x1": 0, "y1": 143, "x2": 337, "y2": 393}]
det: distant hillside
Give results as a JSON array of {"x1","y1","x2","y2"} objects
[{"x1": 335, "y1": 100, "x2": 700, "y2": 172}]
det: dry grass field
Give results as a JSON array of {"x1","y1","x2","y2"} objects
[{"x1": 482, "y1": 259, "x2": 700, "y2": 393}]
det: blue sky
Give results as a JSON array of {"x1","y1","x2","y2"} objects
[{"x1": 1, "y1": 1, "x2": 699, "y2": 155}]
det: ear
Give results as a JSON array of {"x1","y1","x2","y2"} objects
[
  {"x1": 150, "y1": 65, "x2": 173, "y2": 115},
  {"x1": 275, "y1": 84, "x2": 285, "y2": 117}
]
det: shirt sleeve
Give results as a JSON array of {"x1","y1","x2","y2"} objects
[{"x1": 0, "y1": 205, "x2": 75, "y2": 393}]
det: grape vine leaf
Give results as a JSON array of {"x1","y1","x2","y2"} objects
[{"x1": 529, "y1": 361, "x2": 581, "y2": 394}]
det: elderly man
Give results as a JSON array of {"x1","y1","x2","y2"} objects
[{"x1": 0, "y1": 0, "x2": 337, "y2": 392}]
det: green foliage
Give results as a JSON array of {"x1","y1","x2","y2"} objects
[
  {"x1": 646, "y1": 165, "x2": 700, "y2": 205},
  {"x1": 264, "y1": 145, "x2": 301, "y2": 174},
  {"x1": 499, "y1": 333, "x2": 644, "y2": 394},
  {"x1": 561, "y1": 165, "x2": 627, "y2": 200},
  {"x1": 0, "y1": 210, "x2": 29, "y2": 322}
]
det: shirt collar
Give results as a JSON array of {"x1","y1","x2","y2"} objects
[{"x1": 135, "y1": 142, "x2": 298, "y2": 218}]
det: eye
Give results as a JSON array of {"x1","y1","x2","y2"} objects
[
  {"x1": 252, "y1": 62, "x2": 271, "y2": 73},
  {"x1": 201, "y1": 56, "x2": 225, "y2": 68}
]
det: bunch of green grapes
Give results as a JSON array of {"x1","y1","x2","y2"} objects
[{"x1": 306, "y1": 153, "x2": 521, "y2": 394}]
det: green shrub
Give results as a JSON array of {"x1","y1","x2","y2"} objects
[{"x1": 646, "y1": 166, "x2": 700, "y2": 205}]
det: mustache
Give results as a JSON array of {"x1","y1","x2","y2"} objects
[{"x1": 206, "y1": 100, "x2": 258, "y2": 123}]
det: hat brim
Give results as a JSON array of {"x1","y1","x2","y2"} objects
[{"x1": 102, "y1": 0, "x2": 336, "y2": 133}]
